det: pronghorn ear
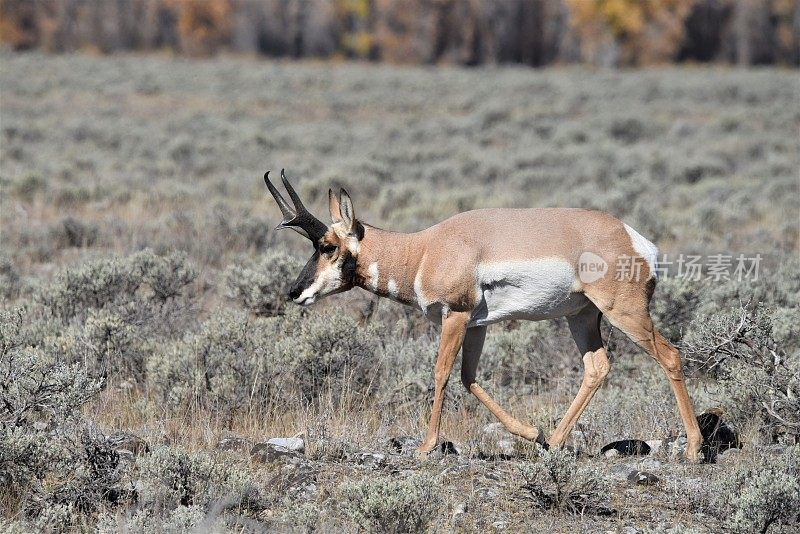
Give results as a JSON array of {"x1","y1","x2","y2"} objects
[
  {"x1": 339, "y1": 188, "x2": 355, "y2": 231},
  {"x1": 329, "y1": 188, "x2": 342, "y2": 224},
  {"x1": 329, "y1": 188, "x2": 356, "y2": 234}
]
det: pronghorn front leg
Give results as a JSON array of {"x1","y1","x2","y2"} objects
[{"x1": 417, "y1": 310, "x2": 471, "y2": 456}]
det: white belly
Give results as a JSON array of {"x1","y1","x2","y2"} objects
[{"x1": 469, "y1": 259, "x2": 589, "y2": 327}]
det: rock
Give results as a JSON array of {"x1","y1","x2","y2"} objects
[
  {"x1": 483, "y1": 422, "x2": 505, "y2": 435},
  {"x1": 357, "y1": 452, "x2": 386, "y2": 468},
  {"x1": 452, "y1": 501, "x2": 467, "y2": 520},
  {"x1": 440, "y1": 441, "x2": 459, "y2": 455},
  {"x1": 645, "y1": 439, "x2": 663, "y2": 454},
  {"x1": 610, "y1": 464, "x2": 637, "y2": 482},
  {"x1": 496, "y1": 439, "x2": 515, "y2": 456},
  {"x1": 280, "y1": 465, "x2": 318, "y2": 497},
  {"x1": 604, "y1": 449, "x2": 619, "y2": 458},
  {"x1": 627, "y1": 470, "x2": 659, "y2": 486},
  {"x1": 697, "y1": 410, "x2": 740, "y2": 463},
  {"x1": 251, "y1": 442, "x2": 304, "y2": 463},
  {"x1": 388, "y1": 436, "x2": 421, "y2": 455},
  {"x1": 600, "y1": 439, "x2": 651, "y2": 456},
  {"x1": 757, "y1": 444, "x2": 792, "y2": 455},
  {"x1": 315, "y1": 439, "x2": 360, "y2": 461},
  {"x1": 33, "y1": 421, "x2": 48, "y2": 431},
  {"x1": 715, "y1": 447, "x2": 742, "y2": 465},
  {"x1": 638, "y1": 458, "x2": 662, "y2": 471},
  {"x1": 217, "y1": 435, "x2": 250, "y2": 452},
  {"x1": 267, "y1": 437, "x2": 305, "y2": 453},
  {"x1": 477, "y1": 487, "x2": 499, "y2": 500}
]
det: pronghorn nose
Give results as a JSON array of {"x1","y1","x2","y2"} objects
[{"x1": 289, "y1": 284, "x2": 302, "y2": 301}]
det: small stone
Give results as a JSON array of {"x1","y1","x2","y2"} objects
[
  {"x1": 251, "y1": 442, "x2": 303, "y2": 464},
  {"x1": 388, "y1": 436, "x2": 421, "y2": 455},
  {"x1": 483, "y1": 422, "x2": 505, "y2": 435},
  {"x1": 33, "y1": 421, "x2": 48, "y2": 431},
  {"x1": 496, "y1": 439, "x2": 515, "y2": 456},
  {"x1": 217, "y1": 435, "x2": 250, "y2": 452},
  {"x1": 440, "y1": 441, "x2": 459, "y2": 455},
  {"x1": 638, "y1": 458, "x2": 662, "y2": 471},
  {"x1": 698, "y1": 410, "x2": 740, "y2": 463},
  {"x1": 600, "y1": 439, "x2": 651, "y2": 456},
  {"x1": 610, "y1": 464, "x2": 637, "y2": 481},
  {"x1": 715, "y1": 448, "x2": 742, "y2": 465},
  {"x1": 645, "y1": 439, "x2": 663, "y2": 454},
  {"x1": 452, "y1": 502, "x2": 467, "y2": 519},
  {"x1": 604, "y1": 449, "x2": 619, "y2": 458},
  {"x1": 627, "y1": 470, "x2": 659, "y2": 486},
  {"x1": 358, "y1": 452, "x2": 386, "y2": 468},
  {"x1": 267, "y1": 437, "x2": 305, "y2": 453}
]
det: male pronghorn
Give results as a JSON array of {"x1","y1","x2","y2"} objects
[{"x1": 264, "y1": 170, "x2": 703, "y2": 461}]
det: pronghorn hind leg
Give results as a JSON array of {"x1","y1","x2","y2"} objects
[
  {"x1": 460, "y1": 326, "x2": 543, "y2": 443},
  {"x1": 548, "y1": 304, "x2": 609, "y2": 448},
  {"x1": 588, "y1": 287, "x2": 703, "y2": 462},
  {"x1": 417, "y1": 311, "x2": 471, "y2": 456}
]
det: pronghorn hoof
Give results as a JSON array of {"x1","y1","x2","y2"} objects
[
  {"x1": 683, "y1": 450, "x2": 705, "y2": 464},
  {"x1": 415, "y1": 443, "x2": 437, "y2": 459}
]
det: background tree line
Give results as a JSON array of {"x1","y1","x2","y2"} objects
[{"x1": 1, "y1": 0, "x2": 798, "y2": 67}]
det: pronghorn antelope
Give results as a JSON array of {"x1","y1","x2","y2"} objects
[{"x1": 264, "y1": 170, "x2": 703, "y2": 461}]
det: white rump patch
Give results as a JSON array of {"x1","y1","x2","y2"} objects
[
  {"x1": 368, "y1": 262, "x2": 379, "y2": 290},
  {"x1": 623, "y1": 223, "x2": 659, "y2": 279},
  {"x1": 471, "y1": 259, "x2": 589, "y2": 327},
  {"x1": 387, "y1": 279, "x2": 398, "y2": 298}
]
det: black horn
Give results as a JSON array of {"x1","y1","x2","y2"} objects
[
  {"x1": 264, "y1": 171, "x2": 294, "y2": 220},
  {"x1": 263, "y1": 169, "x2": 327, "y2": 242}
]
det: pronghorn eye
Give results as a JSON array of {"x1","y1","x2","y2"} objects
[{"x1": 320, "y1": 244, "x2": 337, "y2": 255}]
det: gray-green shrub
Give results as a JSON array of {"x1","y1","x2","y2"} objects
[
  {"x1": 338, "y1": 473, "x2": 443, "y2": 533},
  {"x1": 709, "y1": 446, "x2": 800, "y2": 533},
  {"x1": 519, "y1": 448, "x2": 610, "y2": 515},
  {"x1": 27, "y1": 250, "x2": 198, "y2": 382},
  {"x1": 33, "y1": 249, "x2": 197, "y2": 325},
  {"x1": 0, "y1": 309, "x2": 130, "y2": 526},
  {"x1": 224, "y1": 249, "x2": 304, "y2": 316},
  {"x1": 683, "y1": 307, "x2": 799, "y2": 442},
  {"x1": 148, "y1": 308, "x2": 383, "y2": 414},
  {"x1": 135, "y1": 446, "x2": 262, "y2": 513}
]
